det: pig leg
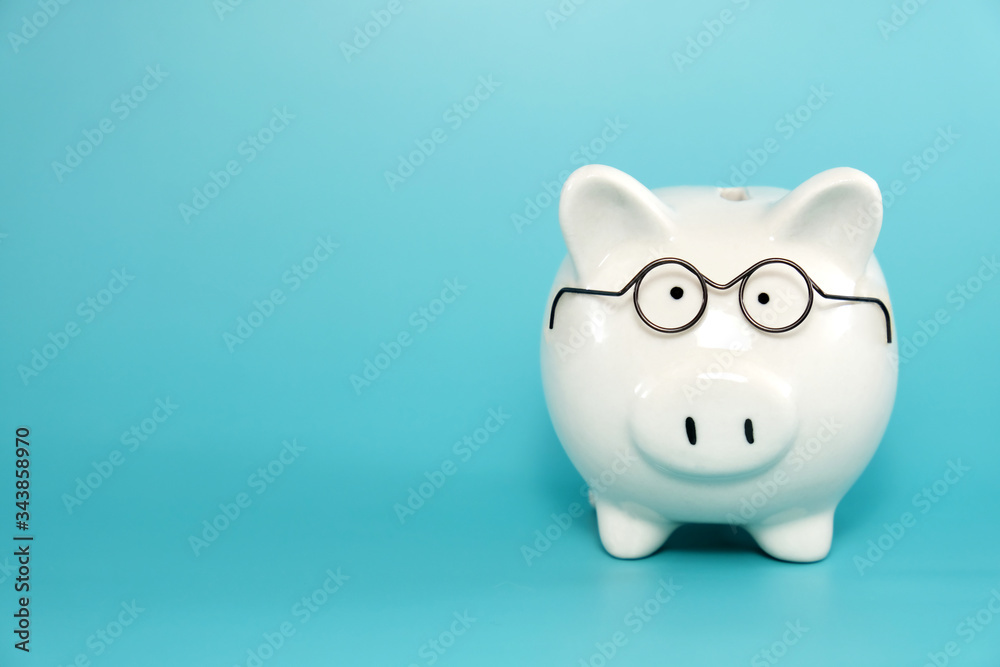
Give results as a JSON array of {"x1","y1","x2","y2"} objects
[
  {"x1": 746, "y1": 509, "x2": 835, "y2": 563},
  {"x1": 594, "y1": 499, "x2": 677, "y2": 559}
]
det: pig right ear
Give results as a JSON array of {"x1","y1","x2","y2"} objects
[
  {"x1": 766, "y1": 167, "x2": 883, "y2": 277},
  {"x1": 559, "y1": 165, "x2": 675, "y2": 286}
]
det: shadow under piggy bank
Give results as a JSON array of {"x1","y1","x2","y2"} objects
[{"x1": 655, "y1": 523, "x2": 766, "y2": 557}]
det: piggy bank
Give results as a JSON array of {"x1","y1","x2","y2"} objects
[{"x1": 540, "y1": 165, "x2": 896, "y2": 562}]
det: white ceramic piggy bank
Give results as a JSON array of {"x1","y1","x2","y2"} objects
[{"x1": 540, "y1": 165, "x2": 897, "y2": 562}]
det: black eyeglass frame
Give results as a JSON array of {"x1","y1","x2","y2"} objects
[{"x1": 548, "y1": 257, "x2": 892, "y2": 343}]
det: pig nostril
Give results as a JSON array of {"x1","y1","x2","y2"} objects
[
  {"x1": 685, "y1": 417, "x2": 697, "y2": 445},
  {"x1": 744, "y1": 419, "x2": 755, "y2": 444}
]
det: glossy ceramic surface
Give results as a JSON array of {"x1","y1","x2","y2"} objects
[{"x1": 540, "y1": 165, "x2": 898, "y2": 562}]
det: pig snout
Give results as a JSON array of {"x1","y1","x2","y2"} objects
[{"x1": 629, "y1": 365, "x2": 798, "y2": 480}]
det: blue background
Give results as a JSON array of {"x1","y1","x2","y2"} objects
[{"x1": 1, "y1": 0, "x2": 999, "y2": 665}]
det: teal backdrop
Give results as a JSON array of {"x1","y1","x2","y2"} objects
[{"x1": 1, "y1": 1, "x2": 999, "y2": 665}]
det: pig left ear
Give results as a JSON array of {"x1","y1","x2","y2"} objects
[
  {"x1": 767, "y1": 167, "x2": 883, "y2": 276},
  {"x1": 559, "y1": 165, "x2": 675, "y2": 285}
]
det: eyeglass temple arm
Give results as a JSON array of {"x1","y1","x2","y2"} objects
[
  {"x1": 812, "y1": 286, "x2": 893, "y2": 344},
  {"x1": 548, "y1": 284, "x2": 634, "y2": 329}
]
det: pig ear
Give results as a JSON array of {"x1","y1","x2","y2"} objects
[
  {"x1": 767, "y1": 167, "x2": 883, "y2": 276},
  {"x1": 559, "y1": 165, "x2": 675, "y2": 285}
]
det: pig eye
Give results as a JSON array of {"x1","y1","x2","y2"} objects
[
  {"x1": 634, "y1": 260, "x2": 707, "y2": 332},
  {"x1": 739, "y1": 260, "x2": 813, "y2": 332}
]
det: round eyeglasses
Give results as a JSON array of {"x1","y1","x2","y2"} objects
[{"x1": 548, "y1": 257, "x2": 892, "y2": 343}]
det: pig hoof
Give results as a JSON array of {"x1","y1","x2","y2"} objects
[
  {"x1": 595, "y1": 501, "x2": 675, "y2": 559},
  {"x1": 747, "y1": 511, "x2": 835, "y2": 563}
]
